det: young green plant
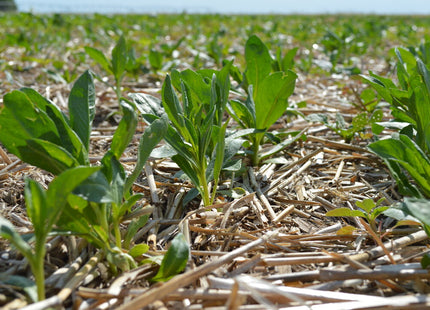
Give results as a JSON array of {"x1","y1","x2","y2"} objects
[
  {"x1": 132, "y1": 64, "x2": 242, "y2": 206},
  {"x1": 227, "y1": 35, "x2": 299, "y2": 166},
  {"x1": 326, "y1": 198, "x2": 388, "y2": 233},
  {"x1": 85, "y1": 35, "x2": 135, "y2": 105},
  {"x1": 0, "y1": 166, "x2": 99, "y2": 301},
  {"x1": 0, "y1": 70, "x2": 168, "y2": 272},
  {"x1": 307, "y1": 110, "x2": 384, "y2": 143},
  {"x1": 0, "y1": 70, "x2": 95, "y2": 174},
  {"x1": 363, "y1": 47, "x2": 430, "y2": 154},
  {"x1": 363, "y1": 48, "x2": 430, "y2": 197}
]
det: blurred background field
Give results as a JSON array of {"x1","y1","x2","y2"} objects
[{"x1": 1, "y1": 0, "x2": 430, "y2": 14}]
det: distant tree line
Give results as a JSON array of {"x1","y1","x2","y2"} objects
[{"x1": 0, "y1": 0, "x2": 17, "y2": 11}]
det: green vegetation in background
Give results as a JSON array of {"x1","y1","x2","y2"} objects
[{"x1": 2, "y1": 13, "x2": 430, "y2": 88}]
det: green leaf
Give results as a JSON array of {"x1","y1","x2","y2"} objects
[
  {"x1": 85, "y1": 46, "x2": 112, "y2": 75},
  {"x1": 23, "y1": 139, "x2": 80, "y2": 175},
  {"x1": 255, "y1": 71, "x2": 297, "y2": 130},
  {"x1": 111, "y1": 35, "x2": 127, "y2": 84},
  {"x1": 56, "y1": 198, "x2": 104, "y2": 248},
  {"x1": 148, "y1": 48, "x2": 163, "y2": 71},
  {"x1": 46, "y1": 166, "x2": 100, "y2": 229},
  {"x1": 282, "y1": 47, "x2": 298, "y2": 71},
  {"x1": 183, "y1": 188, "x2": 200, "y2": 206},
  {"x1": 259, "y1": 129, "x2": 306, "y2": 161},
  {"x1": 0, "y1": 90, "x2": 61, "y2": 159},
  {"x1": 361, "y1": 72, "x2": 396, "y2": 104},
  {"x1": 222, "y1": 158, "x2": 242, "y2": 171},
  {"x1": 389, "y1": 159, "x2": 422, "y2": 197},
  {"x1": 201, "y1": 62, "x2": 232, "y2": 125},
  {"x1": 141, "y1": 255, "x2": 164, "y2": 266},
  {"x1": 24, "y1": 179, "x2": 48, "y2": 238},
  {"x1": 369, "y1": 134, "x2": 430, "y2": 197},
  {"x1": 415, "y1": 58, "x2": 430, "y2": 153},
  {"x1": 172, "y1": 154, "x2": 201, "y2": 191},
  {"x1": 371, "y1": 122, "x2": 385, "y2": 135},
  {"x1": 352, "y1": 112, "x2": 368, "y2": 131},
  {"x1": 171, "y1": 69, "x2": 211, "y2": 114},
  {"x1": 360, "y1": 88, "x2": 377, "y2": 105},
  {"x1": 0, "y1": 274, "x2": 38, "y2": 303},
  {"x1": 224, "y1": 136, "x2": 245, "y2": 163},
  {"x1": 124, "y1": 117, "x2": 168, "y2": 194},
  {"x1": 101, "y1": 151, "x2": 125, "y2": 206},
  {"x1": 68, "y1": 70, "x2": 96, "y2": 151},
  {"x1": 111, "y1": 101, "x2": 137, "y2": 159},
  {"x1": 396, "y1": 47, "x2": 416, "y2": 71},
  {"x1": 421, "y1": 253, "x2": 430, "y2": 269},
  {"x1": 215, "y1": 60, "x2": 232, "y2": 107},
  {"x1": 370, "y1": 110, "x2": 384, "y2": 123},
  {"x1": 129, "y1": 243, "x2": 150, "y2": 258},
  {"x1": 106, "y1": 249, "x2": 136, "y2": 272},
  {"x1": 150, "y1": 144, "x2": 177, "y2": 158},
  {"x1": 355, "y1": 199, "x2": 376, "y2": 214},
  {"x1": 307, "y1": 113, "x2": 329, "y2": 124},
  {"x1": 184, "y1": 116, "x2": 200, "y2": 151},
  {"x1": 129, "y1": 92, "x2": 165, "y2": 117},
  {"x1": 123, "y1": 214, "x2": 149, "y2": 249},
  {"x1": 212, "y1": 121, "x2": 228, "y2": 196},
  {"x1": 245, "y1": 35, "x2": 272, "y2": 98},
  {"x1": 336, "y1": 225, "x2": 357, "y2": 235},
  {"x1": 118, "y1": 193, "x2": 145, "y2": 222},
  {"x1": 0, "y1": 217, "x2": 32, "y2": 259},
  {"x1": 164, "y1": 124, "x2": 197, "y2": 167},
  {"x1": 93, "y1": 225, "x2": 110, "y2": 245},
  {"x1": 126, "y1": 46, "x2": 138, "y2": 72},
  {"x1": 383, "y1": 207, "x2": 409, "y2": 221},
  {"x1": 162, "y1": 75, "x2": 185, "y2": 132},
  {"x1": 326, "y1": 207, "x2": 365, "y2": 218},
  {"x1": 73, "y1": 170, "x2": 113, "y2": 204},
  {"x1": 20, "y1": 88, "x2": 88, "y2": 165},
  {"x1": 151, "y1": 233, "x2": 189, "y2": 282},
  {"x1": 227, "y1": 100, "x2": 255, "y2": 129},
  {"x1": 401, "y1": 197, "x2": 430, "y2": 236},
  {"x1": 369, "y1": 206, "x2": 389, "y2": 222}
]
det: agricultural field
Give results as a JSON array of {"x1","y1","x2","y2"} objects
[{"x1": 1, "y1": 12, "x2": 430, "y2": 309}]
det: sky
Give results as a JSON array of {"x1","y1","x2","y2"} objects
[{"x1": 14, "y1": 0, "x2": 430, "y2": 14}]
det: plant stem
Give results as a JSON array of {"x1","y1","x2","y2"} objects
[
  {"x1": 99, "y1": 203, "x2": 110, "y2": 233},
  {"x1": 201, "y1": 178, "x2": 211, "y2": 207},
  {"x1": 251, "y1": 136, "x2": 261, "y2": 166},
  {"x1": 114, "y1": 219, "x2": 122, "y2": 249},
  {"x1": 198, "y1": 168, "x2": 211, "y2": 207},
  {"x1": 210, "y1": 178, "x2": 218, "y2": 206},
  {"x1": 32, "y1": 240, "x2": 46, "y2": 301},
  {"x1": 115, "y1": 80, "x2": 122, "y2": 106}
]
